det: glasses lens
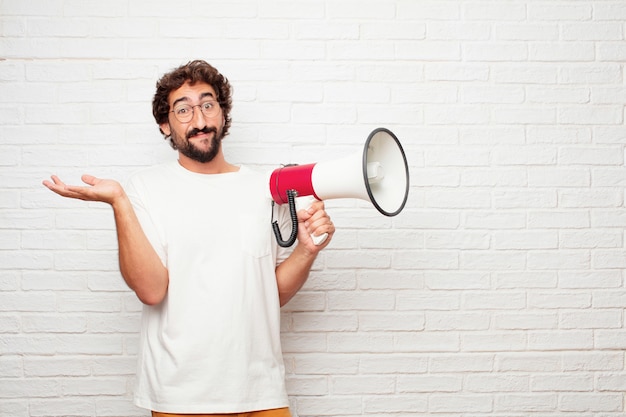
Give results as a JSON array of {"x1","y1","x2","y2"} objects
[
  {"x1": 173, "y1": 105, "x2": 193, "y2": 123},
  {"x1": 200, "y1": 101, "x2": 218, "y2": 118}
]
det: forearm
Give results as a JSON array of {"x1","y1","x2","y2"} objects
[
  {"x1": 275, "y1": 243, "x2": 318, "y2": 307},
  {"x1": 112, "y1": 195, "x2": 168, "y2": 305}
]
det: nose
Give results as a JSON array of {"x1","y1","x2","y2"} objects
[{"x1": 190, "y1": 105, "x2": 207, "y2": 129}]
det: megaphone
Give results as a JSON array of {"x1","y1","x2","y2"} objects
[{"x1": 268, "y1": 127, "x2": 409, "y2": 247}]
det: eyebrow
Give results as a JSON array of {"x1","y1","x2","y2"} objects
[{"x1": 172, "y1": 91, "x2": 216, "y2": 107}]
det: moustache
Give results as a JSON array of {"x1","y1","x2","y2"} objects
[{"x1": 187, "y1": 126, "x2": 217, "y2": 140}]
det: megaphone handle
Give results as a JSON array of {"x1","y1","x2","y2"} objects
[{"x1": 295, "y1": 195, "x2": 329, "y2": 246}]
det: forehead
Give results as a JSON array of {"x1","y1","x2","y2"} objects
[{"x1": 168, "y1": 81, "x2": 217, "y2": 105}]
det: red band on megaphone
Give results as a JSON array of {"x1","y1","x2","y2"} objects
[{"x1": 269, "y1": 163, "x2": 319, "y2": 204}]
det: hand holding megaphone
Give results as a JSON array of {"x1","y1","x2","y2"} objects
[
  {"x1": 269, "y1": 128, "x2": 409, "y2": 247},
  {"x1": 295, "y1": 195, "x2": 329, "y2": 246}
]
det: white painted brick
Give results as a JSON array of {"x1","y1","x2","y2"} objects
[
  {"x1": 593, "y1": 290, "x2": 626, "y2": 308},
  {"x1": 394, "y1": 332, "x2": 460, "y2": 353},
  {"x1": 464, "y1": 42, "x2": 528, "y2": 62},
  {"x1": 425, "y1": 312, "x2": 489, "y2": 331},
  {"x1": 563, "y1": 23, "x2": 624, "y2": 41},
  {"x1": 561, "y1": 352, "x2": 624, "y2": 372},
  {"x1": 425, "y1": 272, "x2": 490, "y2": 290},
  {"x1": 363, "y1": 395, "x2": 428, "y2": 413},
  {"x1": 358, "y1": 312, "x2": 424, "y2": 332},
  {"x1": 285, "y1": 375, "x2": 327, "y2": 396},
  {"x1": 466, "y1": 374, "x2": 528, "y2": 392},
  {"x1": 527, "y1": 330, "x2": 593, "y2": 350},
  {"x1": 529, "y1": 292, "x2": 591, "y2": 309},
  {"x1": 332, "y1": 375, "x2": 395, "y2": 395},
  {"x1": 528, "y1": 167, "x2": 590, "y2": 187},
  {"x1": 96, "y1": 397, "x2": 148, "y2": 417},
  {"x1": 328, "y1": 332, "x2": 393, "y2": 353},
  {"x1": 530, "y1": 43, "x2": 595, "y2": 62},
  {"x1": 281, "y1": 334, "x2": 327, "y2": 354},
  {"x1": 596, "y1": 372, "x2": 626, "y2": 391},
  {"x1": 528, "y1": 126, "x2": 592, "y2": 144},
  {"x1": 496, "y1": 352, "x2": 561, "y2": 372},
  {"x1": 560, "y1": 229, "x2": 622, "y2": 249},
  {"x1": 29, "y1": 398, "x2": 95, "y2": 417},
  {"x1": 494, "y1": 269, "x2": 556, "y2": 289},
  {"x1": 328, "y1": 291, "x2": 394, "y2": 311},
  {"x1": 22, "y1": 314, "x2": 87, "y2": 333},
  {"x1": 592, "y1": 249, "x2": 626, "y2": 269},
  {"x1": 0, "y1": 360, "x2": 21, "y2": 390},
  {"x1": 0, "y1": 378, "x2": 58, "y2": 399},
  {"x1": 560, "y1": 64, "x2": 623, "y2": 84},
  {"x1": 398, "y1": 374, "x2": 461, "y2": 393},
  {"x1": 494, "y1": 393, "x2": 557, "y2": 412},
  {"x1": 528, "y1": 3, "x2": 591, "y2": 20},
  {"x1": 359, "y1": 354, "x2": 427, "y2": 374},
  {"x1": 493, "y1": 190, "x2": 557, "y2": 209},
  {"x1": 396, "y1": 40, "x2": 461, "y2": 61},
  {"x1": 426, "y1": 63, "x2": 489, "y2": 81},
  {"x1": 23, "y1": 357, "x2": 89, "y2": 378},
  {"x1": 560, "y1": 310, "x2": 623, "y2": 330},
  {"x1": 428, "y1": 22, "x2": 490, "y2": 41},
  {"x1": 560, "y1": 105, "x2": 624, "y2": 125},
  {"x1": 595, "y1": 330, "x2": 626, "y2": 350},
  {"x1": 493, "y1": 106, "x2": 556, "y2": 125},
  {"x1": 527, "y1": 250, "x2": 590, "y2": 270},
  {"x1": 598, "y1": 42, "x2": 626, "y2": 61},
  {"x1": 429, "y1": 394, "x2": 492, "y2": 413},
  {"x1": 493, "y1": 230, "x2": 558, "y2": 250},
  {"x1": 462, "y1": 333, "x2": 527, "y2": 352},
  {"x1": 293, "y1": 353, "x2": 359, "y2": 375},
  {"x1": 463, "y1": 291, "x2": 526, "y2": 310},
  {"x1": 528, "y1": 210, "x2": 589, "y2": 229},
  {"x1": 296, "y1": 396, "x2": 362, "y2": 416},
  {"x1": 559, "y1": 393, "x2": 623, "y2": 412},
  {"x1": 292, "y1": 313, "x2": 357, "y2": 332},
  {"x1": 61, "y1": 377, "x2": 127, "y2": 396},
  {"x1": 495, "y1": 312, "x2": 557, "y2": 330},
  {"x1": 496, "y1": 24, "x2": 559, "y2": 41},
  {"x1": 464, "y1": 211, "x2": 526, "y2": 230},
  {"x1": 527, "y1": 86, "x2": 590, "y2": 104},
  {"x1": 461, "y1": 251, "x2": 527, "y2": 270},
  {"x1": 560, "y1": 271, "x2": 622, "y2": 289}
]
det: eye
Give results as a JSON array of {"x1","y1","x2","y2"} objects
[
  {"x1": 201, "y1": 101, "x2": 214, "y2": 110},
  {"x1": 175, "y1": 106, "x2": 190, "y2": 115}
]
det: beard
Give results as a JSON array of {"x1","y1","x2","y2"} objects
[{"x1": 170, "y1": 125, "x2": 224, "y2": 163}]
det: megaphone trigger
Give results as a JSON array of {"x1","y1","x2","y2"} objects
[{"x1": 295, "y1": 195, "x2": 329, "y2": 246}]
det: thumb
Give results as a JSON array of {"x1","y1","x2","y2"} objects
[{"x1": 81, "y1": 174, "x2": 97, "y2": 186}]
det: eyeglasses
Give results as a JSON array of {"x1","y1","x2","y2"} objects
[{"x1": 170, "y1": 100, "x2": 221, "y2": 123}]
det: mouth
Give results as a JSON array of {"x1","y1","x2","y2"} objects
[{"x1": 187, "y1": 127, "x2": 216, "y2": 141}]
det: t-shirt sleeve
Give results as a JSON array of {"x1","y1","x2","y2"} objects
[{"x1": 124, "y1": 176, "x2": 168, "y2": 268}]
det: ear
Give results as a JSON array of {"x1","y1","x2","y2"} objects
[{"x1": 160, "y1": 122, "x2": 171, "y2": 137}]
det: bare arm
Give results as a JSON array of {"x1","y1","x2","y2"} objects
[
  {"x1": 43, "y1": 175, "x2": 169, "y2": 305},
  {"x1": 275, "y1": 200, "x2": 334, "y2": 306}
]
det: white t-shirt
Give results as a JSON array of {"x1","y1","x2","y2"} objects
[{"x1": 126, "y1": 161, "x2": 292, "y2": 414}]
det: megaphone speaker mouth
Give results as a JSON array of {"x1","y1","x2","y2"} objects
[
  {"x1": 268, "y1": 127, "x2": 410, "y2": 216},
  {"x1": 363, "y1": 127, "x2": 410, "y2": 217}
]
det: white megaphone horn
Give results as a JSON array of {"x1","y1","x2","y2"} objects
[{"x1": 268, "y1": 127, "x2": 410, "y2": 247}]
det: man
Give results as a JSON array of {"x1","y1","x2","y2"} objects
[{"x1": 43, "y1": 60, "x2": 335, "y2": 417}]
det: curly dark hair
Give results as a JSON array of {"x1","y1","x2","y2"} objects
[{"x1": 152, "y1": 60, "x2": 233, "y2": 143}]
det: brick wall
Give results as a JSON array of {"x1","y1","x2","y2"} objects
[{"x1": 1, "y1": 1, "x2": 625, "y2": 416}]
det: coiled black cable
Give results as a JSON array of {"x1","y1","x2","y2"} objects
[{"x1": 272, "y1": 189, "x2": 298, "y2": 247}]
